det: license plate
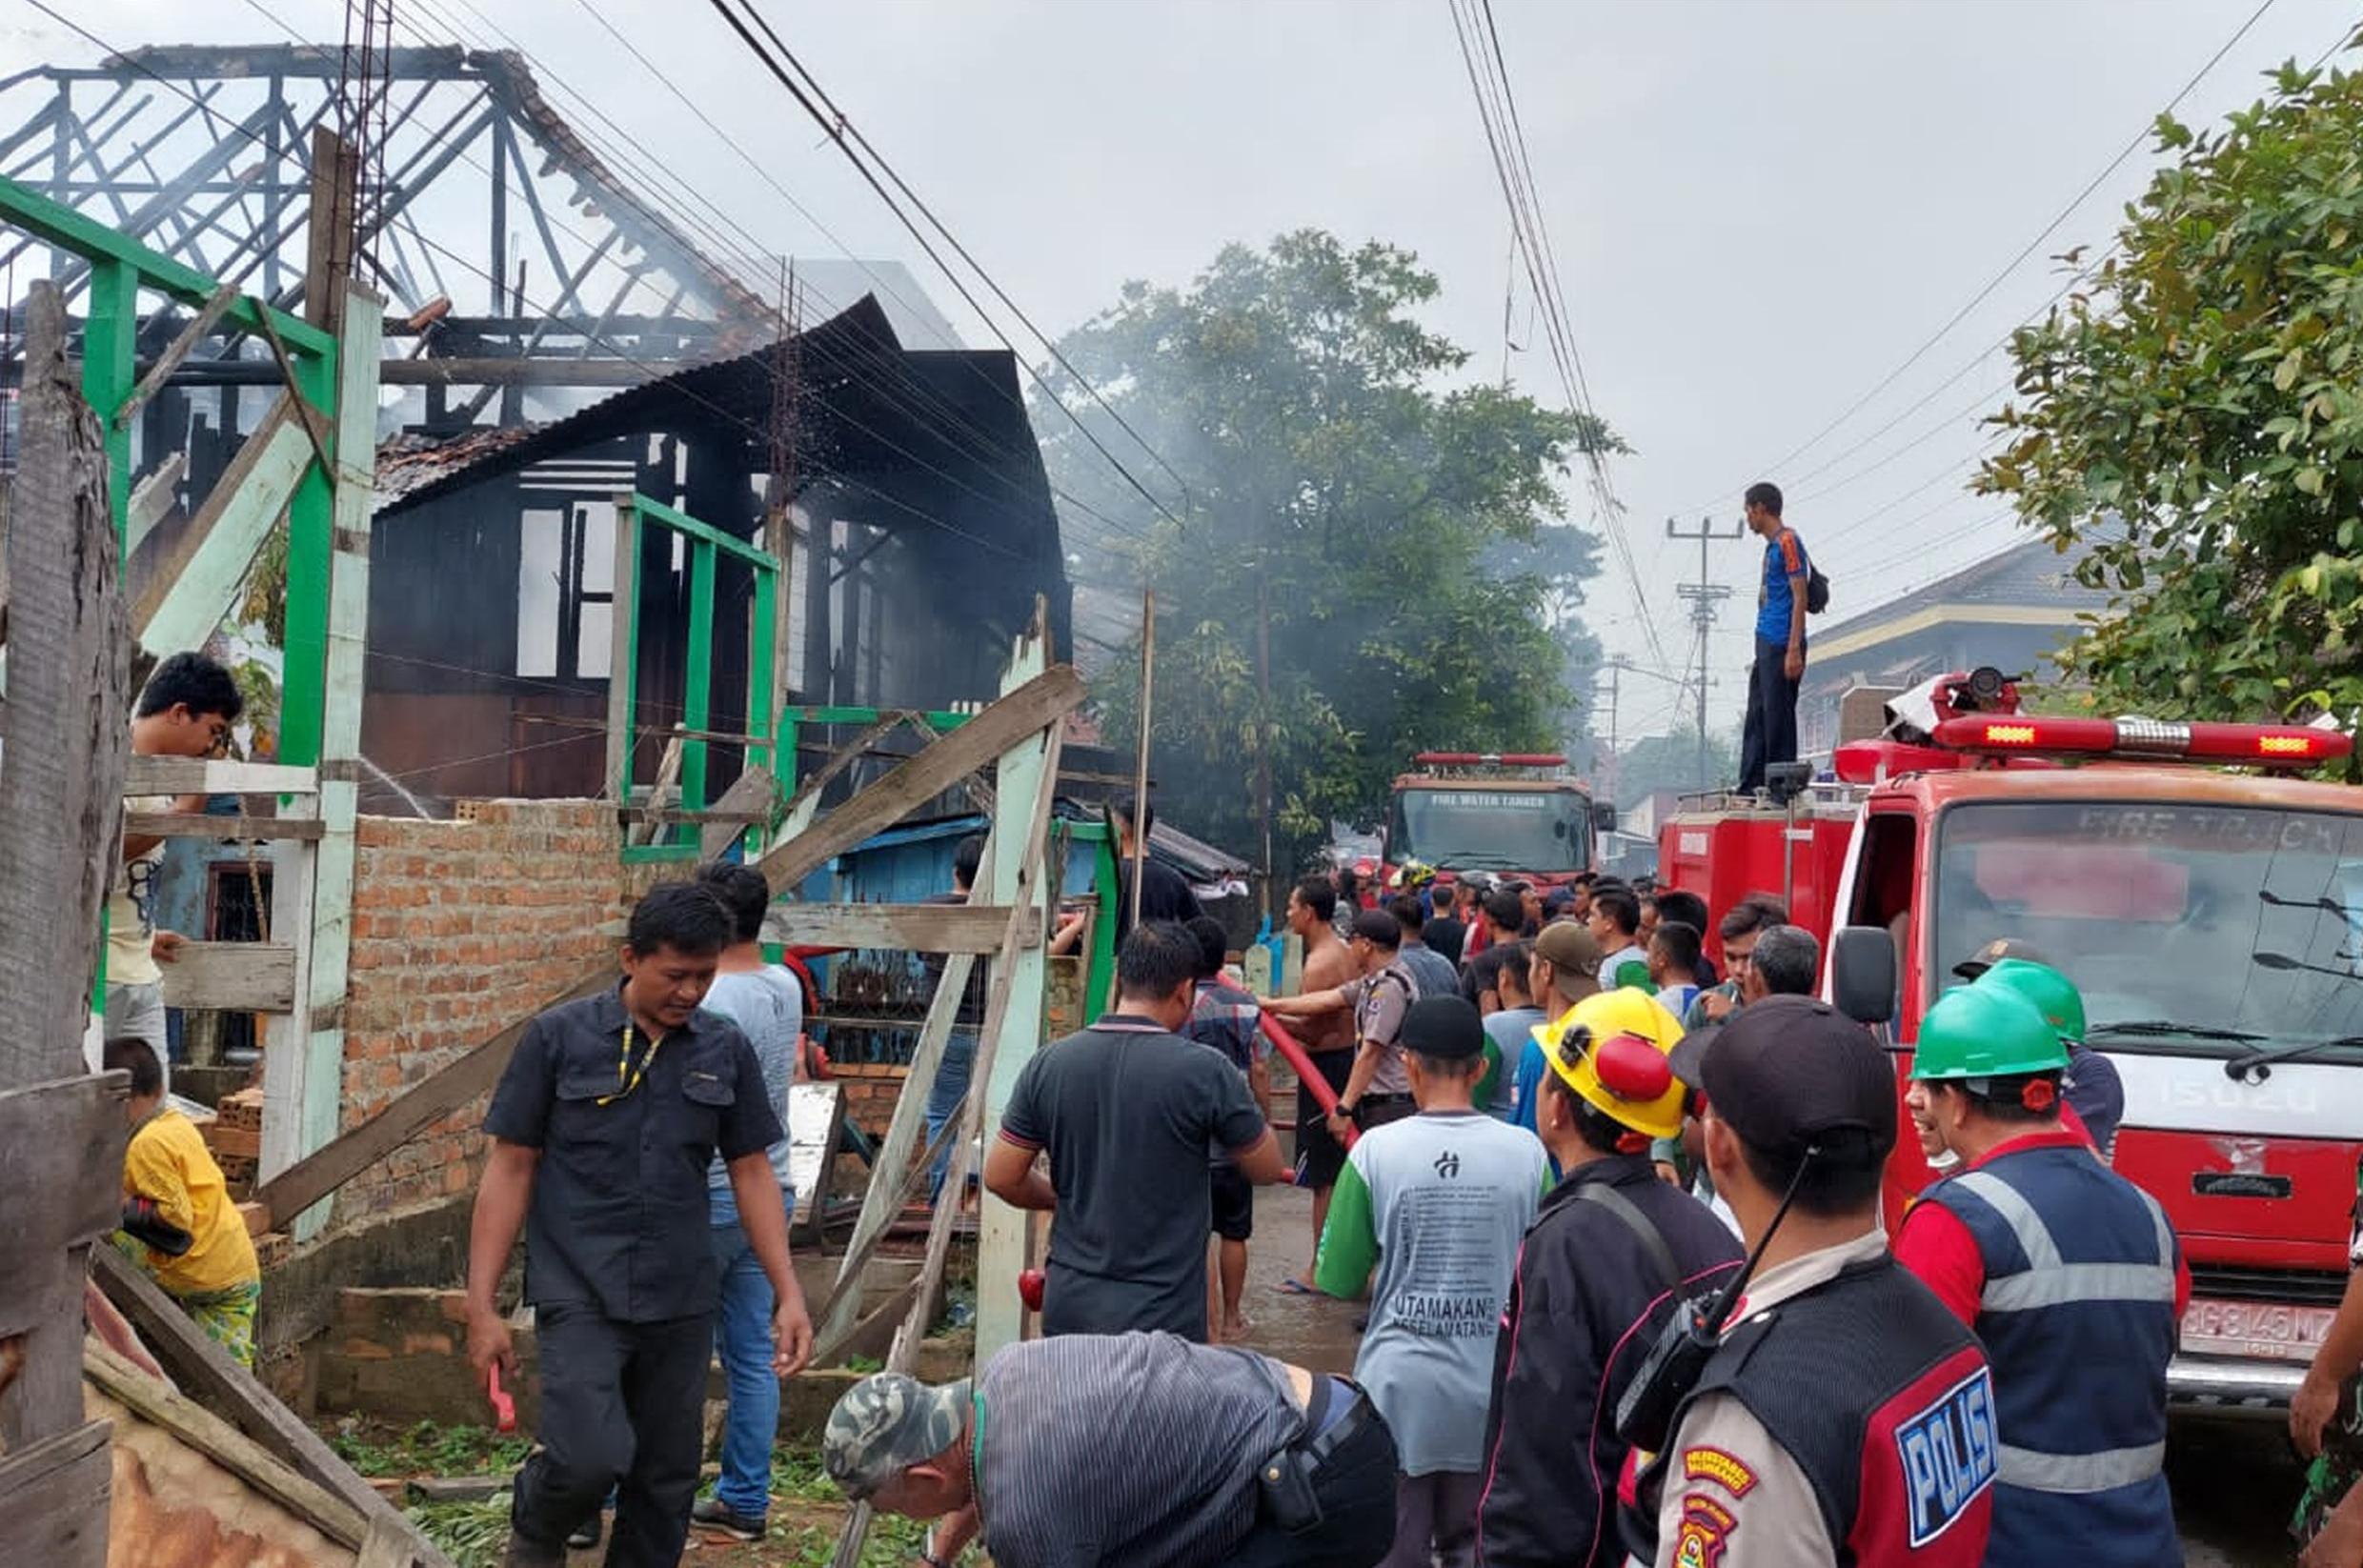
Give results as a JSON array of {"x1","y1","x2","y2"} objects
[{"x1": 2181, "y1": 1297, "x2": 2337, "y2": 1362}]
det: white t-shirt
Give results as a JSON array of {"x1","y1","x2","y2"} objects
[
  {"x1": 107, "y1": 794, "x2": 173, "y2": 988},
  {"x1": 700, "y1": 965, "x2": 801, "y2": 1195}
]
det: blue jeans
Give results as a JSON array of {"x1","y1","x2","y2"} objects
[
  {"x1": 925, "y1": 1031, "x2": 979, "y2": 1205},
  {"x1": 707, "y1": 1196, "x2": 789, "y2": 1518}
]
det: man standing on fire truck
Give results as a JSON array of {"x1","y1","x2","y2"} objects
[
  {"x1": 1737, "y1": 480, "x2": 1810, "y2": 795},
  {"x1": 1895, "y1": 981, "x2": 2188, "y2": 1568}
]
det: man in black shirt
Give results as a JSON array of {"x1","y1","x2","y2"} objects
[
  {"x1": 1110, "y1": 790, "x2": 1202, "y2": 944},
  {"x1": 467, "y1": 883, "x2": 814, "y2": 1568},
  {"x1": 986, "y1": 922, "x2": 1288, "y2": 1339}
]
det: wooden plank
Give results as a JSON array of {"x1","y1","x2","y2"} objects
[
  {"x1": 156, "y1": 941, "x2": 297, "y2": 1012},
  {"x1": 0, "y1": 1419, "x2": 111, "y2": 1568},
  {"x1": 603, "y1": 499, "x2": 636, "y2": 802},
  {"x1": 89, "y1": 1248, "x2": 453, "y2": 1568},
  {"x1": 784, "y1": 1081, "x2": 840, "y2": 1235},
  {"x1": 627, "y1": 734, "x2": 682, "y2": 848},
  {"x1": 123, "y1": 812, "x2": 326, "y2": 842},
  {"x1": 0, "y1": 1077, "x2": 127, "y2": 1332},
  {"x1": 629, "y1": 806, "x2": 773, "y2": 827},
  {"x1": 112, "y1": 281, "x2": 237, "y2": 431},
  {"x1": 84, "y1": 1342, "x2": 369, "y2": 1547},
  {"x1": 131, "y1": 398, "x2": 310, "y2": 657},
  {"x1": 355, "y1": 1516, "x2": 414, "y2": 1568},
  {"x1": 759, "y1": 901, "x2": 1035, "y2": 955},
  {"x1": 697, "y1": 763, "x2": 782, "y2": 858},
  {"x1": 125, "y1": 757, "x2": 317, "y2": 795},
  {"x1": 252, "y1": 666, "x2": 1085, "y2": 1229},
  {"x1": 125, "y1": 451, "x2": 185, "y2": 557},
  {"x1": 252, "y1": 307, "x2": 334, "y2": 476},
  {"x1": 753, "y1": 666, "x2": 1084, "y2": 895}
]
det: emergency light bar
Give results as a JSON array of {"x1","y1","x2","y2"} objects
[
  {"x1": 1929, "y1": 715, "x2": 2352, "y2": 767},
  {"x1": 1413, "y1": 752, "x2": 1567, "y2": 767}
]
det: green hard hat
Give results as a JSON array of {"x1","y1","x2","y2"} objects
[
  {"x1": 1911, "y1": 983, "x2": 2069, "y2": 1081},
  {"x1": 1975, "y1": 957, "x2": 2087, "y2": 1045}
]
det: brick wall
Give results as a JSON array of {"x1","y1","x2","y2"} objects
[{"x1": 336, "y1": 800, "x2": 625, "y2": 1225}]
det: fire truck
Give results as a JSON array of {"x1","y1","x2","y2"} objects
[
  {"x1": 1383, "y1": 752, "x2": 1613, "y2": 890},
  {"x1": 1659, "y1": 668, "x2": 2363, "y2": 1413}
]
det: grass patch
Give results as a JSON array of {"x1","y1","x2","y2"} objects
[
  {"x1": 403, "y1": 1497, "x2": 510, "y2": 1568},
  {"x1": 328, "y1": 1417, "x2": 532, "y2": 1478}
]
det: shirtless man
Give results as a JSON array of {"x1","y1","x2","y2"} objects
[{"x1": 1265, "y1": 875, "x2": 1360, "y2": 1294}]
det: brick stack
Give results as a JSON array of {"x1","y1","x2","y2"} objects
[
  {"x1": 206, "y1": 1087, "x2": 263, "y2": 1197},
  {"x1": 335, "y1": 799, "x2": 627, "y2": 1228}
]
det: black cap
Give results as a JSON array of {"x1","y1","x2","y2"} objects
[
  {"x1": 1689, "y1": 995, "x2": 1894, "y2": 1165},
  {"x1": 1952, "y1": 936, "x2": 2050, "y2": 980},
  {"x1": 1401, "y1": 995, "x2": 1485, "y2": 1061}
]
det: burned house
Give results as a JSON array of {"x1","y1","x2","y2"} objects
[{"x1": 366, "y1": 297, "x2": 1070, "y2": 805}]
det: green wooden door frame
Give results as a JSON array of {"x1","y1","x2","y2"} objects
[{"x1": 612, "y1": 493, "x2": 785, "y2": 864}]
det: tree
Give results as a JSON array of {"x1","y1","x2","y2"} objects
[
  {"x1": 1039, "y1": 231, "x2": 1619, "y2": 871},
  {"x1": 1976, "y1": 49, "x2": 2363, "y2": 748},
  {"x1": 1611, "y1": 725, "x2": 1739, "y2": 807}
]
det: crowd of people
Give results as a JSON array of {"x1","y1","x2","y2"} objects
[{"x1": 818, "y1": 854, "x2": 2187, "y2": 1568}]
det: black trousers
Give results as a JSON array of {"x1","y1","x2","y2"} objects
[
  {"x1": 1221, "y1": 1393, "x2": 1401, "y2": 1568},
  {"x1": 510, "y1": 1304, "x2": 712, "y2": 1568},
  {"x1": 1737, "y1": 633, "x2": 1802, "y2": 794}
]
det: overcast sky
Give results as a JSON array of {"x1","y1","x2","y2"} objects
[{"x1": 14, "y1": 0, "x2": 2358, "y2": 735}]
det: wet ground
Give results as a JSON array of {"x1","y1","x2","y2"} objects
[{"x1": 1232, "y1": 1182, "x2": 2304, "y2": 1567}]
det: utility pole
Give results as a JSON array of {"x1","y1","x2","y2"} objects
[{"x1": 1666, "y1": 515, "x2": 1744, "y2": 790}]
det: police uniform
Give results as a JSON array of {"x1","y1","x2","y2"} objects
[
  {"x1": 486, "y1": 987, "x2": 783, "y2": 1566},
  {"x1": 1626, "y1": 996, "x2": 1998, "y2": 1568}
]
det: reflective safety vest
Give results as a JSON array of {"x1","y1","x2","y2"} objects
[{"x1": 1921, "y1": 1142, "x2": 2182, "y2": 1568}]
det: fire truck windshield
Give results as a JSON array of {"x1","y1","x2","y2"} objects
[
  {"x1": 1389, "y1": 787, "x2": 1588, "y2": 874},
  {"x1": 1931, "y1": 800, "x2": 2363, "y2": 1059}
]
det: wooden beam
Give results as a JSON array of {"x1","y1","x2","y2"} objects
[
  {"x1": 156, "y1": 941, "x2": 297, "y2": 1012},
  {"x1": 0, "y1": 1421, "x2": 110, "y2": 1568},
  {"x1": 83, "y1": 1343, "x2": 368, "y2": 1547},
  {"x1": 131, "y1": 397, "x2": 310, "y2": 657},
  {"x1": 697, "y1": 764, "x2": 781, "y2": 858},
  {"x1": 125, "y1": 451, "x2": 185, "y2": 557},
  {"x1": 90, "y1": 1248, "x2": 453, "y2": 1568},
  {"x1": 111, "y1": 281, "x2": 237, "y2": 430},
  {"x1": 125, "y1": 756, "x2": 318, "y2": 795},
  {"x1": 123, "y1": 812, "x2": 326, "y2": 842},
  {"x1": 759, "y1": 902, "x2": 1034, "y2": 955},
  {"x1": 251, "y1": 666, "x2": 1085, "y2": 1229},
  {"x1": 753, "y1": 667, "x2": 1083, "y2": 895}
]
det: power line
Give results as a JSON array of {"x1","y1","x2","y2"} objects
[
  {"x1": 698, "y1": 0, "x2": 1192, "y2": 538},
  {"x1": 1682, "y1": 0, "x2": 2285, "y2": 509}
]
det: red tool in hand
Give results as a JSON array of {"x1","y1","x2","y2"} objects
[
  {"x1": 486, "y1": 1364, "x2": 516, "y2": 1435},
  {"x1": 1018, "y1": 1268, "x2": 1046, "y2": 1314},
  {"x1": 1258, "y1": 1013, "x2": 1356, "y2": 1150}
]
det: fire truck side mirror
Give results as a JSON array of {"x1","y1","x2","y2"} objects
[
  {"x1": 1590, "y1": 801, "x2": 1619, "y2": 834},
  {"x1": 1829, "y1": 926, "x2": 1898, "y2": 1026}
]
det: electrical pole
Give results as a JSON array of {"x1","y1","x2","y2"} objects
[{"x1": 1666, "y1": 515, "x2": 1743, "y2": 790}]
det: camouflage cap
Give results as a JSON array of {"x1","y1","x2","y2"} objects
[{"x1": 821, "y1": 1372, "x2": 972, "y2": 1499}]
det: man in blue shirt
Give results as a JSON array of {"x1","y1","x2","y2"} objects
[{"x1": 1738, "y1": 479, "x2": 1811, "y2": 794}]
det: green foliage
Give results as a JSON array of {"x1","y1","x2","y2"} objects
[
  {"x1": 1975, "y1": 45, "x2": 2363, "y2": 755},
  {"x1": 328, "y1": 1418, "x2": 531, "y2": 1478},
  {"x1": 1612, "y1": 726, "x2": 1740, "y2": 804},
  {"x1": 1040, "y1": 231, "x2": 1616, "y2": 869},
  {"x1": 403, "y1": 1498, "x2": 511, "y2": 1568}
]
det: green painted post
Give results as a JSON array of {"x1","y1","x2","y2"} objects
[
  {"x1": 276, "y1": 346, "x2": 338, "y2": 769},
  {"x1": 81, "y1": 257, "x2": 138, "y2": 545},
  {"x1": 680, "y1": 536, "x2": 716, "y2": 849}
]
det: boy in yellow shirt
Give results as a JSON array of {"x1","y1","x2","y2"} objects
[{"x1": 107, "y1": 1036, "x2": 261, "y2": 1365}]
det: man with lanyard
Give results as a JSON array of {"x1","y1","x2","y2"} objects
[
  {"x1": 1894, "y1": 981, "x2": 2186, "y2": 1568},
  {"x1": 1737, "y1": 480, "x2": 1811, "y2": 795},
  {"x1": 823, "y1": 1333, "x2": 1397, "y2": 1568},
  {"x1": 986, "y1": 923, "x2": 1288, "y2": 1338},
  {"x1": 1624, "y1": 995, "x2": 1997, "y2": 1567},
  {"x1": 1476, "y1": 988, "x2": 1742, "y2": 1568},
  {"x1": 468, "y1": 883, "x2": 814, "y2": 1568}
]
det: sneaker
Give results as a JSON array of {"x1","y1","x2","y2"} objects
[
  {"x1": 691, "y1": 1497, "x2": 767, "y2": 1542},
  {"x1": 564, "y1": 1515, "x2": 601, "y2": 1551}
]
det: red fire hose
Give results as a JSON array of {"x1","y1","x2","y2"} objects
[{"x1": 1258, "y1": 1012, "x2": 1357, "y2": 1151}]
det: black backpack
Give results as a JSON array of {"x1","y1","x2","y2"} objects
[{"x1": 1806, "y1": 562, "x2": 1830, "y2": 614}]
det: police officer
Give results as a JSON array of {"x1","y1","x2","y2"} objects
[
  {"x1": 1626, "y1": 995, "x2": 1997, "y2": 1567},
  {"x1": 1895, "y1": 981, "x2": 2188, "y2": 1568},
  {"x1": 1477, "y1": 988, "x2": 1743, "y2": 1568},
  {"x1": 466, "y1": 883, "x2": 816, "y2": 1568}
]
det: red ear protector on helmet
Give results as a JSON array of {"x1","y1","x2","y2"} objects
[{"x1": 1553, "y1": 1026, "x2": 1675, "y2": 1152}]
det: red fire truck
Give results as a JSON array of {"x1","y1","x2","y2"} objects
[
  {"x1": 1659, "y1": 669, "x2": 2362, "y2": 1413},
  {"x1": 1383, "y1": 752, "x2": 1613, "y2": 890}
]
